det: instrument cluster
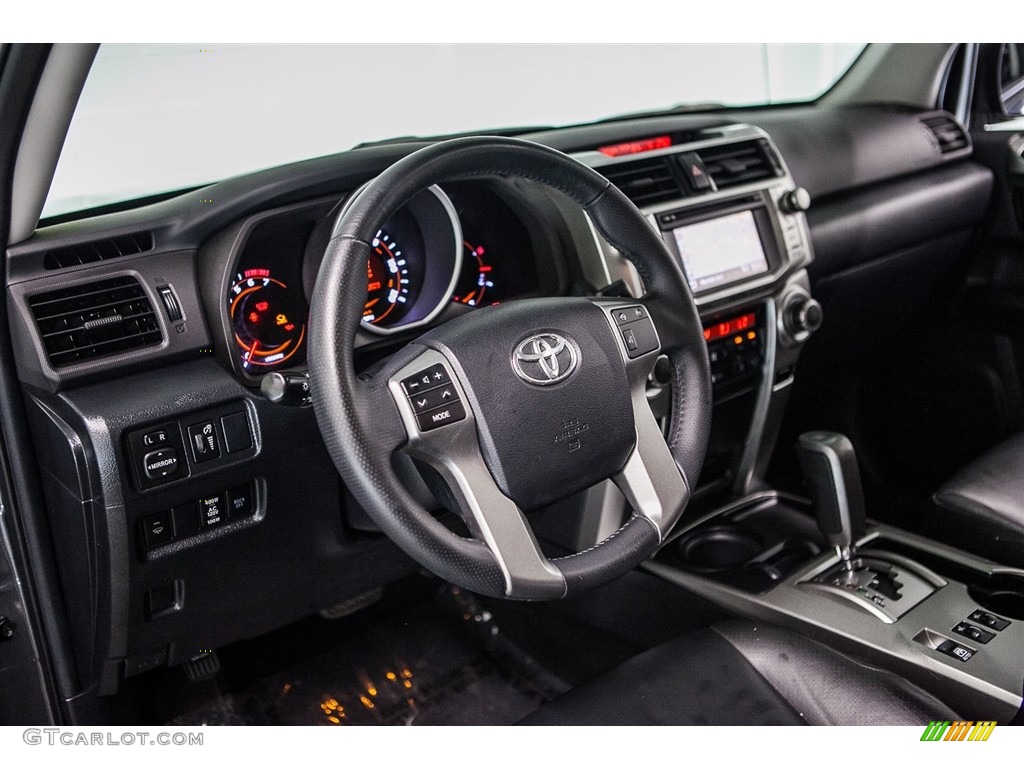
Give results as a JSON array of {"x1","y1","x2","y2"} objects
[{"x1": 226, "y1": 181, "x2": 543, "y2": 377}]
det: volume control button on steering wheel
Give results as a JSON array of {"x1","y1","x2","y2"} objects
[{"x1": 401, "y1": 363, "x2": 466, "y2": 431}]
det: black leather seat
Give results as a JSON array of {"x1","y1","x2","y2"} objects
[
  {"x1": 519, "y1": 621, "x2": 958, "y2": 725},
  {"x1": 931, "y1": 433, "x2": 1024, "y2": 568}
]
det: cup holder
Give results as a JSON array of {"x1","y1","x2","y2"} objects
[
  {"x1": 675, "y1": 526, "x2": 761, "y2": 573},
  {"x1": 968, "y1": 573, "x2": 1024, "y2": 621}
]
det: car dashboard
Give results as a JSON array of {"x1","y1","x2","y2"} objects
[{"x1": 3, "y1": 105, "x2": 999, "y2": 713}]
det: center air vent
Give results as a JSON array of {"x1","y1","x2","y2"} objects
[
  {"x1": 697, "y1": 140, "x2": 781, "y2": 190},
  {"x1": 920, "y1": 113, "x2": 970, "y2": 155},
  {"x1": 43, "y1": 231, "x2": 154, "y2": 270},
  {"x1": 28, "y1": 276, "x2": 163, "y2": 368},
  {"x1": 599, "y1": 157, "x2": 684, "y2": 207}
]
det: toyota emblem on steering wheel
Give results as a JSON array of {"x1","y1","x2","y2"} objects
[{"x1": 512, "y1": 332, "x2": 579, "y2": 386}]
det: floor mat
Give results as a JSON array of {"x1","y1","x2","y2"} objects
[{"x1": 167, "y1": 585, "x2": 569, "y2": 726}]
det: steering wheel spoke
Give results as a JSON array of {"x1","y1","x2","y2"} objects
[
  {"x1": 388, "y1": 348, "x2": 566, "y2": 599},
  {"x1": 590, "y1": 299, "x2": 691, "y2": 538}
]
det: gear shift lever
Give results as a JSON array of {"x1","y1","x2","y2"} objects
[{"x1": 797, "y1": 431, "x2": 867, "y2": 572}]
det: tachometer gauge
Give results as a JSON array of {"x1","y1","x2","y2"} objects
[
  {"x1": 229, "y1": 269, "x2": 307, "y2": 372},
  {"x1": 363, "y1": 228, "x2": 410, "y2": 325},
  {"x1": 451, "y1": 239, "x2": 495, "y2": 307}
]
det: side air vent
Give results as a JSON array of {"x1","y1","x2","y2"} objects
[
  {"x1": 28, "y1": 276, "x2": 163, "y2": 368},
  {"x1": 698, "y1": 140, "x2": 781, "y2": 190},
  {"x1": 921, "y1": 113, "x2": 970, "y2": 155},
  {"x1": 43, "y1": 231, "x2": 154, "y2": 270},
  {"x1": 599, "y1": 157, "x2": 684, "y2": 207}
]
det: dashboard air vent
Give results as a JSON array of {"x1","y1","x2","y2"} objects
[
  {"x1": 697, "y1": 140, "x2": 781, "y2": 190},
  {"x1": 920, "y1": 113, "x2": 970, "y2": 155},
  {"x1": 599, "y1": 157, "x2": 684, "y2": 207},
  {"x1": 28, "y1": 276, "x2": 163, "y2": 368},
  {"x1": 43, "y1": 232, "x2": 154, "y2": 270}
]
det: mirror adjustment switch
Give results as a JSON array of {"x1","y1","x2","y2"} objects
[
  {"x1": 143, "y1": 448, "x2": 180, "y2": 480},
  {"x1": 128, "y1": 421, "x2": 188, "y2": 490},
  {"x1": 143, "y1": 428, "x2": 169, "y2": 447}
]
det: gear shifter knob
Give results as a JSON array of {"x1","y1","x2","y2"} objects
[{"x1": 797, "y1": 431, "x2": 867, "y2": 564}]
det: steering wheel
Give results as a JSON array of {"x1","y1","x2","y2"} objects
[{"x1": 308, "y1": 137, "x2": 711, "y2": 600}]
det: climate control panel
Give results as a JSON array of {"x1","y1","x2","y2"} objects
[{"x1": 704, "y1": 310, "x2": 765, "y2": 395}]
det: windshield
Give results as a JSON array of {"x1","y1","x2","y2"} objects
[{"x1": 43, "y1": 43, "x2": 864, "y2": 218}]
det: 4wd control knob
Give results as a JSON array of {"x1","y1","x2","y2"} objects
[
  {"x1": 790, "y1": 296, "x2": 823, "y2": 333},
  {"x1": 780, "y1": 187, "x2": 811, "y2": 214},
  {"x1": 779, "y1": 290, "x2": 823, "y2": 345}
]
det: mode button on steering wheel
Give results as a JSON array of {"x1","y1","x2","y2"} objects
[{"x1": 400, "y1": 363, "x2": 466, "y2": 432}]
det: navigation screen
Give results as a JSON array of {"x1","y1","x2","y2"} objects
[{"x1": 672, "y1": 210, "x2": 769, "y2": 292}]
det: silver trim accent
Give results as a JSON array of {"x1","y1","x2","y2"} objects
[
  {"x1": 597, "y1": 300, "x2": 690, "y2": 539},
  {"x1": 798, "y1": 552, "x2": 942, "y2": 624},
  {"x1": 510, "y1": 332, "x2": 579, "y2": 386},
  {"x1": 388, "y1": 348, "x2": 565, "y2": 599},
  {"x1": 574, "y1": 125, "x2": 813, "y2": 311},
  {"x1": 953, "y1": 44, "x2": 978, "y2": 128},
  {"x1": 358, "y1": 185, "x2": 464, "y2": 336},
  {"x1": 735, "y1": 298, "x2": 776, "y2": 496},
  {"x1": 643, "y1": 491, "x2": 1024, "y2": 719},
  {"x1": 984, "y1": 116, "x2": 1024, "y2": 131}
]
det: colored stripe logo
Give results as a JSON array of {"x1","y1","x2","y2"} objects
[{"x1": 921, "y1": 721, "x2": 997, "y2": 741}]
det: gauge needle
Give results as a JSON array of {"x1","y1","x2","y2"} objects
[{"x1": 247, "y1": 340, "x2": 260, "y2": 361}]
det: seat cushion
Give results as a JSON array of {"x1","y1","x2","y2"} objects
[
  {"x1": 519, "y1": 621, "x2": 958, "y2": 726},
  {"x1": 932, "y1": 433, "x2": 1024, "y2": 568}
]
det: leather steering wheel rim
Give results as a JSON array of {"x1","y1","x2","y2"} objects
[{"x1": 308, "y1": 136, "x2": 711, "y2": 599}]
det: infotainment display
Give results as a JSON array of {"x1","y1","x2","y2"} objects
[{"x1": 671, "y1": 210, "x2": 770, "y2": 292}]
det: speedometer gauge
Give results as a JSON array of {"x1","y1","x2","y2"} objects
[
  {"x1": 353, "y1": 185, "x2": 463, "y2": 335},
  {"x1": 229, "y1": 269, "x2": 307, "y2": 372},
  {"x1": 363, "y1": 229, "x2": 410, "y2": 325}
]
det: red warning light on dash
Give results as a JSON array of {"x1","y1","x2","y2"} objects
[
  {"x1": 598, "y1": 135, "x2": 672, "y2": 157},
  {"x1": 703, "y1": 313, "x2": 756, "y2": 343}
]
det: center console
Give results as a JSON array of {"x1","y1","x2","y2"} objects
[
  {"x1": 646, "y1": 486, "x2": 1024, "y2": 721},
  {"x1": 573, "y1": 126, "x2": 1024, "y2": 720},
  {"x1": 574, "y1": 125, "x2": 819, "y2": 506}
]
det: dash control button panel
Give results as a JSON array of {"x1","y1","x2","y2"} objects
[
  {"x1": 400, "y1": 363, "x2": 466, "y2": 432},
  {"x1": 187, "y1": 420, "x2": 221, "y2": 463}
]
